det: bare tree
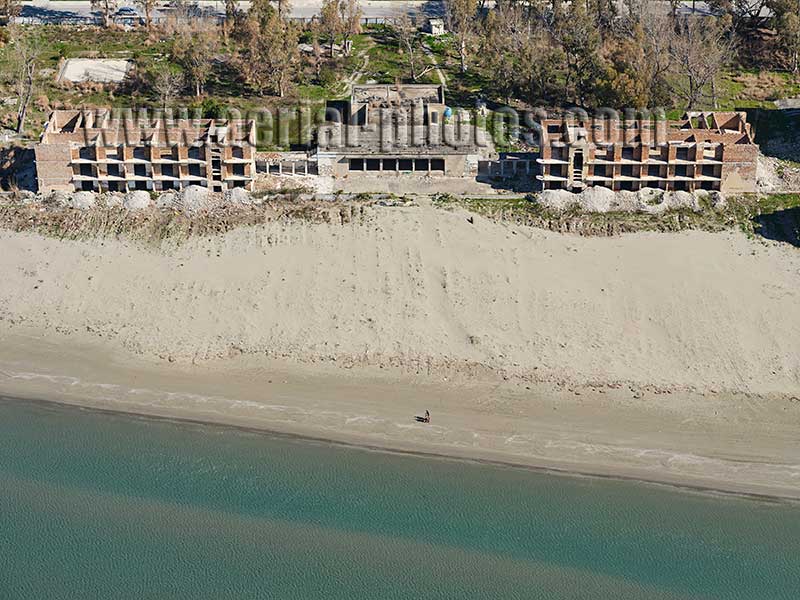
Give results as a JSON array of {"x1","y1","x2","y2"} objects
[
  {"x1": 770, "y1": 0, "x2": 800, "y2": 73},
  {"x1": 224, "y1": 0, "x2": 239, "y2": 40},
  {"x1": 10, "y1": 29, "x2": 40, "y2": 135},
  {"x1": 319, "y1": 0, "x2": 343, "y2": 57},
  {"x1": 135, "y1": 0, "x2": 156, "y2": 32},
  {"x1": 668, "y1": 17, "x2": 735, "y2": 109},
  {"x1": 91, "y1": 0, "x2": 118, "y2": 28},
  {"x1": 151, "y1": 68, "x2": 185, "y2": 109},
  {"x1": 395, "y1": 13, "x2": 435, "y2": 82},
  {"x1": 275, "y1": 0, "x2": 291, "y2": 18},
  {"x1": 444, "y1": 0, "x2": 478, "y2": 73},
  {"x1": 172, "y1": 20, "x2": 220, "y2": 97},
  {"x1": 0, "y1": 0, "x2": 21, "y2": 22},
  {"x1": 237, "y1": 10, "x2": 300, "y2": 97},
  {"x1": 640, "y1": 5, "x2": 675, "y2": 106},
  {"x1": 339, "y1": 0, "x2": 361, "y2": 56},
  {"x1": 707, "y1": 0, "x2": 770, "y2": 31},
  {"x1": 309, "y1": 19, "x2": 324, "y2": 80},
  {"x1": 482, "y1": 3, "x2": 564, "y2": 105}
]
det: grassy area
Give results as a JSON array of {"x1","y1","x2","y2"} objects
[
  {"x1": 1, "y1": 22, "x2": 797, "y2": 157},
  {"x1": 659, "y1": 69, "x2": 798, "y2": 123},
  {"x1": 432, "y1": 193, "x2": 800, "y2": 242},
  {"x1": 0, "y1": 197, "x2": 364, "y2": 246},
  {"x1": 357, "y1": 26, "x2": 440, "y2": 85},
  {"x1": 0, "y1": 25, "x2": 359, "y2": 144},
  {"x1": 1, "y1": 190, "x2": 797, "y2": 247}
]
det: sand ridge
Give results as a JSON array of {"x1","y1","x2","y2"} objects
[{"x1": 0, "y1": 202, "x2": 798, "y2": 396}]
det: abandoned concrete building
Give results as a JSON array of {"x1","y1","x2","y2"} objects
[
  {"x1": 316, "y1": 84, "x2": 492, "y2": 181},
  {"x1": 35, "y1": 110, "x2": 257, "y2": 193},
  {"x1": 535, "y1": 112, "x2": 758, "y2": 193},
  {"x1": 32, "y1": 103, "x2": 759, "y2": 197}
]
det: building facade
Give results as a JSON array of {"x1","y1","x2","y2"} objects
[
  {"x1": 35, "y1": 110, "x2": 257, "y2": 193},
  {"x1": 316, "y1": 84, "x2": 491, "y2": 181},
  {"x1": 535, "y1": 112, "x2": 758, "y2": 194}
]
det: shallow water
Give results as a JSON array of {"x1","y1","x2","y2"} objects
[{"x1": 1, "y1": 396, "x2": 798, "y2": 599}]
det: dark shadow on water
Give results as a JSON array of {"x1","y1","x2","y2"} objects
[{"x1": 753, "y1": 207, "x2": 800, "y2": 247}]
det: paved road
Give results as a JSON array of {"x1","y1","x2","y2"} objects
[
  {"x1": 15, "y1": 0, "x2": 754, "y2": 25},
  {"x1": 18, "y1": 0, "x2": 443, "y2": 22}
]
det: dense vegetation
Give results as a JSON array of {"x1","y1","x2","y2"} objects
[{"x1": 0, "y1": 0, "x2": 798, "y2": 147}]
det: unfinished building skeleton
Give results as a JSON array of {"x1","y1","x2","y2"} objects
[
  {"x1": 35, "y1": 110, "x2": 257, "y2": 193},
  {"x1": 32, "y1": 103, "x2": 759, "y2": 197},
  {"x1": 316, "y1": 84, "x2": 492, "y2": 179},
  {"x1": 535, "y1": 112, "x2": 758, "y2": 193}
]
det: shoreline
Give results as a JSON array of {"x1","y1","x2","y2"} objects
[
  {"x1": 0, "y1": 215, "x2": 798, "y2": 503},
  {"x1": 1, "y1": 328, "x2": 799, "y2": 503},
  {"x1": 4, "y1": 390, "x2": 799, "y2": 506}
]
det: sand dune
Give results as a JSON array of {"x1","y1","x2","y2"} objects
[{"x1": 1, "y1": 201, "x2": 798, "y2": 396}]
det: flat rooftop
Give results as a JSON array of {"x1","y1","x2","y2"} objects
[
  {"x1": 56, "y1": 59, "x2": 133, "y2": 84},
  {"x1": 351, "y1": 84, "x2": 444, "y2": 106}
]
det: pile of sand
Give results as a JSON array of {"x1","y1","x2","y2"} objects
[{"x1": 0, "y1": 202, "x2": 798, "y2": 396}]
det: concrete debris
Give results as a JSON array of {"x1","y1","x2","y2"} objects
[
  {"x1": 57, "y1": 58, "x2": 133, "y2": 84},
  {"x1": 224, "y1": 186, "x2": 252, "y2": 206},
  {"x1": 123, "y1": 190, "x2": 152, "y2": 211},
  {"x1": 538, "y1": 189, "x2": 579, "y2": 212},
  {"x1": 105, "y1": 192, "x2": 124, "y2": 208},
  {"x1": 179, "y1": 185, "x2": 216, "y2": 215},
  {"x1": 44, "y1": 190, "x2": 71, "y2": 207},
  {"x1": 578, "y1": 186, "x2": 615, "y2": 212},
  {"x1": 539, "y1": 187, "x2": 714, "y2": 214},
  {"x1": 70, "y1": 191, "x2": 97, "y2": 210},
  {"x1": 155, "y1": 191, "x2": 179, "y2": 210}
]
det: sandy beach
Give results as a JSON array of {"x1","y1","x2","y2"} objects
[{"x1": 1, "y1": 202, "x2": 799, "y2": 498}]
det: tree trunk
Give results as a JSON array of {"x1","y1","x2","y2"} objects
[
  {"x1": 405, "y1": 41, "x2": 417, "y2": 81},
  {"x1": 16, "y1": 70, "x2": 33, "y2": 135},
  {"x1": 459, "y1": 37, "x2": 467, "y2": 73},
  {"x1": 686, "y1": 78, "x2": 697, "y2": 110},
  {"x1": 711, "y1": 77, "x2": 718, "y2": 110}
]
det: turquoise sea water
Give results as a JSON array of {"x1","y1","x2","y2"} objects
[{"x1": 1, "y1": 397, "x2": 798, "y2": 600}]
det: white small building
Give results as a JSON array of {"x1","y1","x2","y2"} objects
[{"x1": 426, "y1": 18, "x2": 445, "y2": 36}]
